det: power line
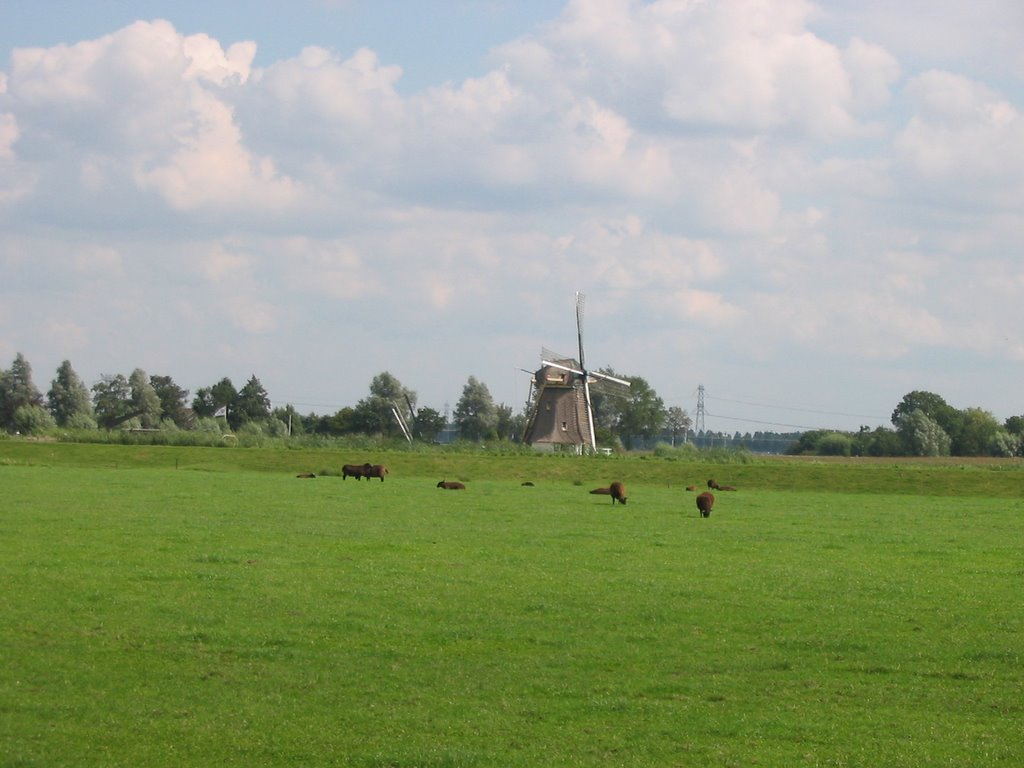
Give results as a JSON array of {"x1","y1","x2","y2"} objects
[
  {"x1": 704, "y1": 411, "x2": 851, "y2": 432},
  {"x1": 705, "y1": 393, "x2": 888, "y2": 422}
]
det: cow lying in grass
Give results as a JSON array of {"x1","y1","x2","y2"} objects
[
  {"x1": 437, "y1": 480, "x2": 465, "y2": 490},
  {"x1": 707, "y1": 479, "x2": 737, "y2": 491}
]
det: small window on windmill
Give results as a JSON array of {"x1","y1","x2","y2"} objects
[{"x1": 561, "y1": 421, "x2": 568, "y2": 431}]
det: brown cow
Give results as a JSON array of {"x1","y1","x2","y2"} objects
[
  {"x1": 696, "y1": 491, "x2": 715, "y2": 518},
  {"x1": 437, "y1": 480, "x2": 465, "y2": 490},
  {"x1": 365, "y1": 464, "x2": 389, "y2": 482},
  {"x1": 296, "y1": 472, "x2": 316, "y2": 479},
  {"x1": 342, "y1": 463, "x2": 372, "y2": 480},
  {"x1": 708, "y1": 479, "x2": 736, "y2": 491},
  {"x1": 589, "y1": 487, "x2": 611, "y2": 495},
  {"x1": 685, "y1": 484, "x2": 697, "y2": 491},
  {"x1": 609, "y1": 481, "x2": 627, "y2": 505}
]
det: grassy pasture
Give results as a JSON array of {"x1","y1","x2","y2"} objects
[{"x1": 2, "y1": 444, "x2": 1023, "y2": 766}]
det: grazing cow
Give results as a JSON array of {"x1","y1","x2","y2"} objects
[
  {"x1": 609, "y1": 481, "x2": 627, "y2": 505},
  {"x1": 365, "y1": 464, "x2": 389, "y2": 482},
  {"x1": 342, "y1": 463, "x2": 372, "y2": 480},
  {"x1": 296, "y1": 472, "x2": 316, "y2": 479},
  {"x1": 696, "y1": 491, "x2": 715, "y2": 518},
  {"x1": 437, "y1": 480, "x2": 466, "y2": 490}
]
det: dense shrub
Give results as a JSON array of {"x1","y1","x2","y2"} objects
[
  {"x1": 652, "y1": 442, "x2": 701, "y2": 460},
  {"x1": 13, "y1": 405, "x2": 57, "y2": 436},
  {"x1": 65, "y1": 412, "x2": 98, "y2": 430},
  {"x1": 817, "y1": 432, "x2": 853, "y2": 456}
]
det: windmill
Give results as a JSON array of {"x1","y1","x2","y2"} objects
[{"x1": 522, "y1": 292, "x2": 630, "y2": 453}]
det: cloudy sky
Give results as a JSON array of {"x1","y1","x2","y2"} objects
[{"x1": 2, "y1": 0, "x2": 1022, "y2": 434}]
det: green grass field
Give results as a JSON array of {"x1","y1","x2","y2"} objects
[{"x1": 2, "y1": 442, "x2": 1022, "y2": 766}]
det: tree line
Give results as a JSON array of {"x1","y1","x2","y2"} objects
[
  {"x1": 0, "y1": 353, "x2": 676, "y2": 447},
  {"x1": 1, "y1": 353, "x2": 1021, "y2": 456},
  {"x1": 786, "y1": 390, "x2": 1024, "y2": 457}
]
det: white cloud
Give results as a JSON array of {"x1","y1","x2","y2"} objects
[
  {"x1": 182, "y1": 34, "x2": 255, "y2": 85},
  {"x1": 242, "y1": 45, "x2": 405, "y2": 164},
  {"x1": 842, "y1": 37, "x2": 901, "y2": 111},
  {"x1": 135, "y1": 87, "x2": 302, "y2": 211},
  {"x1": 223, "y1": 295, "x2": 278, "y2": 334},
  {"x1": 278, "y1": 237, "x2": 378, "y2": 301},
  {"x1": 0, "y1": 111, "x2": 15, "y2": 158},
  {"x1": 73, "y1": 245, "x2": 123, "y2": 277},
  {"x1": 193, "y1": 242, "x2": 251, "y2": 282},
  {"x1": 896, "y1": 71, "x2": 1024, "y2": 206}
]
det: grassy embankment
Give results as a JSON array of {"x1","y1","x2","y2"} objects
[{"x1": 2, "y1": 441, "x2": 1022, "y2": 766}]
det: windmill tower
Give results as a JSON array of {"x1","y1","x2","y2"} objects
[{"x1": 522, "y1": 292, "x2": 630, "y2": 453}]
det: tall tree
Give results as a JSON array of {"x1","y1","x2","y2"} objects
[
  {"x1": 150, "y1": 374, "x2": 190, "y2": 428},
  {"x1": 0, "y1": 353, "x2": 44, "y2": 431},
  {"x1": 594, "y1": 370, "x2": 665, "y2": 448},
  {"x1": 665, "y1": 406, "x2": 692, "y2": 446},
  {"x1": 891, "y1": 391, "x2": 959, "y2": 436},
  {"x1": 412, "y1": 406, "x2": 445, "y2": 442},
  {"x1": 193, "y1": 377, "x2": 238, "y2": 421},
  {"x1": 494, "y1": 403, "x2": 519, "y2": 441},
  {"x1": 47, "y1": 360, "x2": 93, "y2": 426},
  {"x1": 454, "y1": 376, "x2": 498, "y2": 441},
  {"x1": 896, "y1": 409, "x2": 951, "y2": 456},
  {"x1": 1005, "y1": 415, "x2": 1024, "y2": 437},
  {"x1": 92, "y1": 374, "x2": 134, "y2": 428},
  {"x1": 351, "y1": 372, "x2": 416, "y2": 437},
  {"x1": 235, "y1": 374, "x2": 271, "y2": 425},
  {"x1": 952, "y1": 407, "x2": 1005, "y2": 457},
  {"x1": 129, "y1": 368, "x2": 163, "y2": 428},
  {"x1": 618, "y1": 375, "x2": 665, "y2": 446},
  {"x1": 272, "y1": 404, "x2": 305, "y2": 436},
  {"x1": 191, "y1": 387, "x2": 217, "y2": 418}
]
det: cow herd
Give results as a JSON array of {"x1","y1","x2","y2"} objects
[
  {"x1": 305, "y1": 463, "x2": 736, "y2": 517},
  {"x1": 338, "y1": 461, "x2": 467, "y2": 490},
  {"x1": 342, "y1": 463, "x2": 389, "y2": 481},
  {"x1": 587, "y1": 478, "x2": 736, "y2": 517}
]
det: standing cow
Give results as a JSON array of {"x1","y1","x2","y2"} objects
[
  {"x1": 365, "y1": 464, "x2": 389, "y2": 482},
  {"x1": 609, "y1": 481, "x2": 627, "y2": 505},
  {"x1": 696, "y1": 491, "x2": 715, "y2": 517},
  {"x1": 342, "y1": 463, "x2": 372, "y2": 480}
]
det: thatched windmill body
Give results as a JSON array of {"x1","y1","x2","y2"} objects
[{"x1": 522, "y1": 293, "x2": 630, "y2": 453}]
